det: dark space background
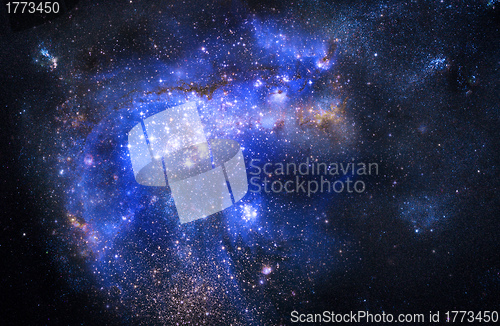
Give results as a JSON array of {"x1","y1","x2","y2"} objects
[{"x1": 0, "y1": 0, "x2": 499, "y2": 325}]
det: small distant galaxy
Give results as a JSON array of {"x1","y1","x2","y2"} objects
[{"x1": 1, "y1": 0, "x2": 499, "y2": 325}]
